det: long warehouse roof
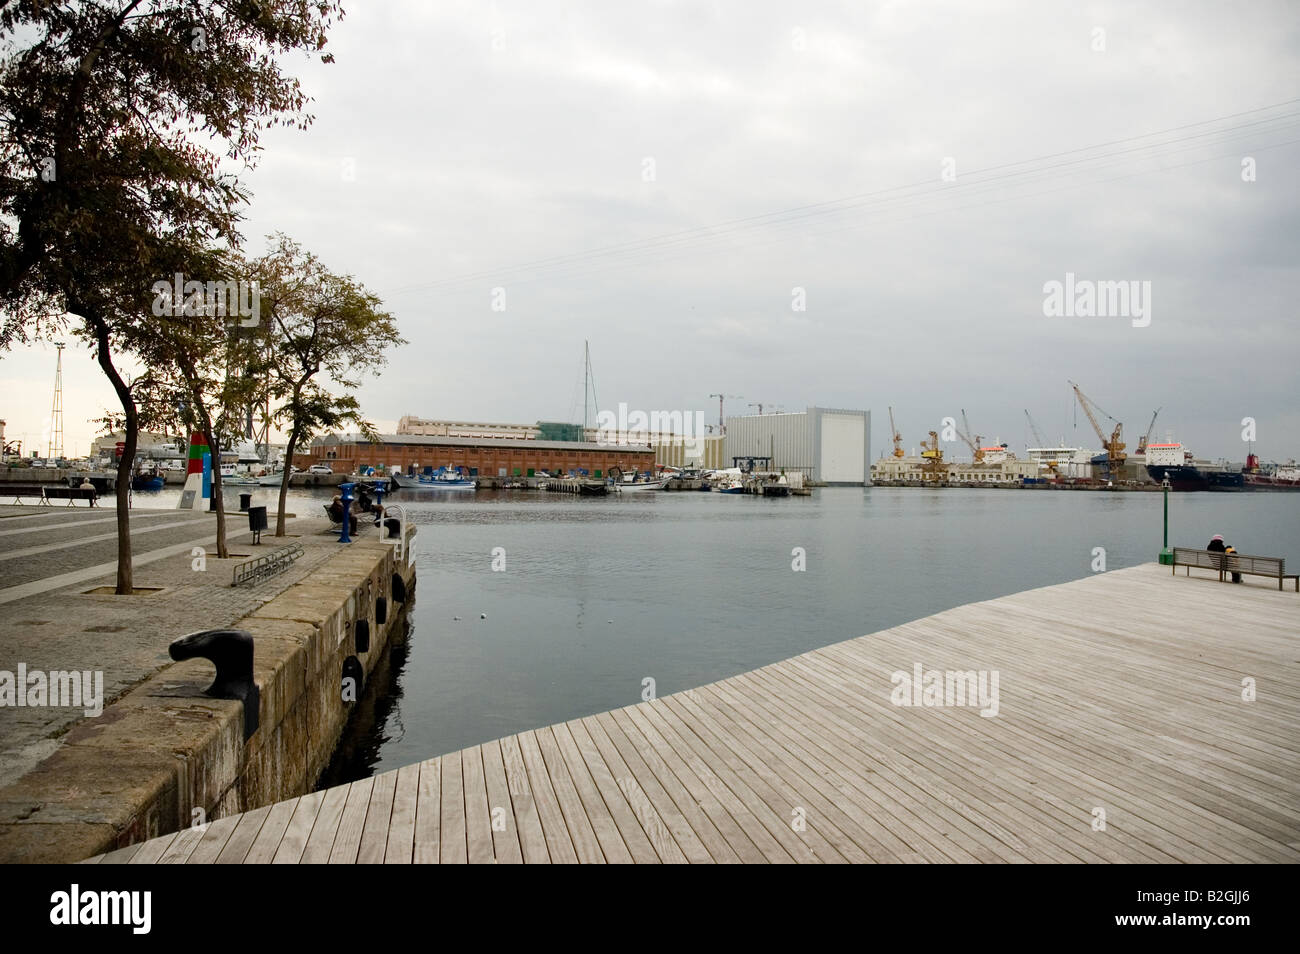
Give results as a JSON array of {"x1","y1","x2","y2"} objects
[{"x1": 316, "y1": 433, "x2": 656, "y2": 453}]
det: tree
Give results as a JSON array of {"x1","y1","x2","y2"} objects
[
  {"x1": 0, "y1": 1, "x2": 342, "y2": 592},
  {"x1": 252, "y1": 234, "x2": 402, "y2": 535}
]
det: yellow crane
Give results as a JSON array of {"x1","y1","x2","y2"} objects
[
  {"x1": 919, "y1": 429, "x2": 945, "y2": 480},
  {"x1": 1069, "y1": 380, "x2": 1126, "y2": 475},
  {"x1": 956, "y1": 409, "x2": 984, "y2": 463},
  {"x1": 888, "y1": 406, "x2": 905, "y2": 458}
]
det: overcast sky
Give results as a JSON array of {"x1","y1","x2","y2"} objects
[{"x1": 3, "y1": 0, "x2": 1298, "y2": 461}]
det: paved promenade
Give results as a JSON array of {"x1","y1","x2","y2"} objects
[
  {"x1": 95, "y1": 563, "x2": 1300, "y2": 864},
  {"x1": 0, "y1": 503, "x2": 338, "y2": 788}
]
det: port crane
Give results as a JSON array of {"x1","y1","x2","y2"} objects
[
  {"x1": 956, "y1": 409, "x2": 985, "y2": 463},
  {"x1": 1136, "y1": 407, "x2": 1161, "y2": 455},
  {"x1": 1069, "y1": 381, "x2": 1126, "y2": 476},
  {"x1": 919, "y1": 429, "x2": 945, "y2": 480},
  {"x1": 888, "y1": 406, "x2": 905, "y2": 458},
  {"x1": 708, "y1": 393, "x2": 742, "y2": 436},
  {"x1": 1024, "y1": 409, "x2": 1059, "y2": 475}
]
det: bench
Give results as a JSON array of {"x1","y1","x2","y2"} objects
[
  {"x1": 42, "y1": 486, "x2": 98, "y2": 507},
  {"x1": 4, "y1": 485, "x2": 49, "y2": 505},
  {"x1": 322, "y1": 503, "x2": 365, "y2": 533},
  {"x1": 1171, "y1": 547, "x2": 1298, "y2": 591}
]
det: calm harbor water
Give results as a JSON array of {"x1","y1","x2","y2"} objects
[{"x1": 138, "y1": 484, "x2": 1299, "y2": 782}]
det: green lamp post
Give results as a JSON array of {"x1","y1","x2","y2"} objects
[{"x1": 1158, "y1": 477, "x2": 1174, "y2": 564}]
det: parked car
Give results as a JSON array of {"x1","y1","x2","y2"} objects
[{"x1": 307, "y1": 463, "x2": 333, "y2": 475}]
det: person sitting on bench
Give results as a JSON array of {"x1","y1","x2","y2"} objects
[{"x1": 1208, "y1": 534, "x2": 1242, "y2": 583}]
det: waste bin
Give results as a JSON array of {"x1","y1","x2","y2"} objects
[
  {"x1": 248, "y1": 505, "x2": 268, "y2": 544},
  {"x1": 239, "y1": 492, "x2": 252, "y2": 512}
]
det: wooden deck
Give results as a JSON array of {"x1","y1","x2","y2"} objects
[{"x1": 89, "y1": 563, "x2": 1300, "y2": 863}]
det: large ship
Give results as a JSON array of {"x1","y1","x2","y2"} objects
[
  {"x1": 1143, "y1": 441, "x2": 1244, "y2": 491},
  {"x1": 1243, "y1": 455, "x2": 1300, "y2": 491}
]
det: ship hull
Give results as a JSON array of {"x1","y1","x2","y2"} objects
[{"x1": 1146, "y1": 465, "x2": 1244, "y2": 491}]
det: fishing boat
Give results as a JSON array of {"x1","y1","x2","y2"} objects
[
  {"x1": 417, "y1": 466, "x2": 476, "y2": 490},
  {"x1": 615, "y1": 476, "x2": 670, "y2": 492},
  {"x1": 711, "y1": 471, "x2": 747, "y2": 494}
]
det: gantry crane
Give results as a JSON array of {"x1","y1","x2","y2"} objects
[
  {"x1": 956, "y1": 409, "x2": 984, "y2": 463},
  {"x1": 888, "y1": 406, "x2": 905, "y2": 458},
  {"x1": 1069, "y1": 380, "x2": 1125, "y2": 475}
]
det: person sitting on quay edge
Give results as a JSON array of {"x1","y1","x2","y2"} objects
[{"x1": 1207, "y1": 533, "x2": 1243, "y2": 583}]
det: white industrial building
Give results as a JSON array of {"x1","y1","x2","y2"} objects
[{"x1": 722, "y1": 407, "x2": 871, "y2": 485}]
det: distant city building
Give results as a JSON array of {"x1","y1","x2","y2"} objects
[
  {"x1": 723, "y1": 407, "x2": 871, "y2": 485},
  {"x1": 300, "y1": 433, "x2": 656, "y2": 478},
  {"x1": 396, "y1": 416, "x2": 540, "y2": 440}
]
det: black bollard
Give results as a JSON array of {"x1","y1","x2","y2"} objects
[{"x1": 169, "y1": 629, "x2": 260, "y2": 739}]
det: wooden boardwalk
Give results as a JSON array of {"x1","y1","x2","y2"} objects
[{"x1": 89, "y1": 563, "x2": 1300, "y2": 863}]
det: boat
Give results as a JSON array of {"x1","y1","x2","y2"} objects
[
  {"x1": 1244, "y1": 457, "x2": 1300, "y2": 491},
  {"x1": 416, "y1": 466, "x2": 476, "y2": 490},
  {"x1": 130, "y1": 456, "x2": 165, "y2": 491},
  {"x1": 1144, "y1": 441, "x2": 1244, "y2": 491},
  {"x1": 713, "y1": 473, "x2": 746, "y2": 494},
  {"x1": 615, "y1": 476, "x2": 670, "y2": 492},
  {"x1": 256, "y1": 469, "x2": 291, "y2": 486}
]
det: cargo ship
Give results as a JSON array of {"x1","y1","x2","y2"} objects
[
  {"x1": 1143, "y1": 441, "x2": 1244, "y2": 491},
  {"x1": 1243, "y1": 455, "x2": 1300, "y2": 491}
]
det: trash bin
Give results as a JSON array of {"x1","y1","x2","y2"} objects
[
  {"x1": 248, "y1": 505, "x2": 268, "y2": 544},
  {"x1": 239, "y1": 492, "x2": 252, "y2": 512}
]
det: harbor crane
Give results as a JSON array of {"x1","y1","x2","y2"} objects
[
  {"x1": 919, "y1": 430, "x2": 945, "y2": 480},
  {"x1": 1069, "y1": 380, "x2": 1126, "y2": 475},
  {"x1": 1136, "y1": 407, "x2": 1162, "y2": 455},
  {"x1": 888, "y1": 406, "x2": 905, "y2": 458},
  {"x1": 1024, "y1": 409, "x2": 1049, "y2": 448},
  {"x1": 1025, "y1": 409, "x2": 1059, "y2": 475},
  {"x1": 709, "y1": 393, "x2": 742, "y2": 436},
  {"x1": 956, "y1": 409, "x2": 984, "y2": 463}
]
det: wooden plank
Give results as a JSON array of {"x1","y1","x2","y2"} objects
[
  {"x1": 479, "y1": 739, "x2": 524, "y2": 864},
  {"x1": 412, "y1": 757, "x2": 442, "y2": 863},
  {"x1": 244, "y1": 798, "x2": 300, "y2": 864},
  {"x1": 462, "y1": 746, "x2": 496, "y2": 864},
  {"x1": 562, "y1": 719, "x2": 662, "y2": 864},
  {"x1": 517, "y1": 730, "x2": 579, "y2": 863},
  {"x1": 550, "y1": 722, "x2": 636, "y2": 863},
  {"x1": 299, "y1": 783, "x2": 351, "y2": 864},
  {"x1": 357, "y1": 770, "x2": 399, "y2": 864},
  {"x1": 329, "y1": 776, "x2": 375, "y2": 863},
  {"x1": 439, "y1": 750, "x2": 467, "y2": 863},
  {"x1": 384, "y1": 763, "x2": 421, "y2": 864},
  {"x1": 128, "y1": 831, "x2": 178, "y2": 865},
  {"x1": 216, "y1": 805, "x2": 272, "y2": 864},
  {"x1": 185, "y1": 814, "x2": 241, "y2": 864},
  {"x1": 534, "y1": 726, "x2": 607, "y2": 862},
  {"x1": 98, "y1": 841, "x2": 143, "y2": 864},
  {"x1": 158, "y1": 825, "x2": 208, "y2": 864},
  {"x1": 499, "y1": 733, "x2": 550, "y2": 863},
  {"x1": 272, "y1": 790, "x2": 325, "y2": 864}
]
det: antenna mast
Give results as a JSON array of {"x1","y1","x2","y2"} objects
[{"x1": 49, "y1": 342, "x2": 65, "y2": 460}]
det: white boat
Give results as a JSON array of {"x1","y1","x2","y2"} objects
[
  {"x1": 614, "y1": 476, "x2": 670, "y2": 492},
  {"x1": 416, "y1": 467, "x2": 476, "y2": 490},
  {"x1": 256, "y1": 470, "x2": 289, "y2": 486}
]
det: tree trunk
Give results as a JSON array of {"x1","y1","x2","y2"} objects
[
  {"x1": 276, "y1": 420, "x2": 301, "y2": 536},
  {"x1": 87, "y1": 312, "x2": 135, "y2": 594}
]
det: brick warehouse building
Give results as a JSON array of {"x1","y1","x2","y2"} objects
[{"x1": 296, "y1": 433, "x2": 658, "y2": 478}]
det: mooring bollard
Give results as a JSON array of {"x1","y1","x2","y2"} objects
[
  {"x1": 338, "y1": 482, "x2": 355, "y2": 544},
  {"x1": 168, "y1": 629, "x2": 260, "y2": 739}
]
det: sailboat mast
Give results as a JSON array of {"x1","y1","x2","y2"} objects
[{"x1": 583, "y1": 340, "x2": 589, "y2": 433}]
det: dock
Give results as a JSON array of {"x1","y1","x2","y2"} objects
[{"x1": 87, "y1": 563, "x2": 1300, "y2": 863}]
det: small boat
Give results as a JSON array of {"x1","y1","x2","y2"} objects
[
  {"x1": 131, "y1": 473, "x2": 165, "y2": 491},
  {"x1": 256, "y1": 470, "x2": 288, "y2": 486},
  {"x1": 713, "y1": 475, "x2": 746, "y2": 494},
  {"x1": 417, "y1": 466, "x2": 476, "y2": 490},
  {"x1": 613, "y1": 475, "x2": 670, "y2": 492}
]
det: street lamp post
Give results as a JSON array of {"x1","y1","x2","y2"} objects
[{"x1": 1158, "y1": 477, "x2": 1174, "y2": 565}]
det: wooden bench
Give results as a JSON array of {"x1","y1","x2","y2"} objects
[
  {"x1": 3, "y1": 485, "x2": 49, "y2": 505},
  {"x1": 1172, "y1": 547, "x2": 1298, "y2": 591},
  {"x1": 42, "y1": 486, "x2": 98, "y2": 507}
]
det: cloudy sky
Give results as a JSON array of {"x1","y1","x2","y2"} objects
[{"x1": 4, "y1": 0, "x2": 1298, "y2": 461}]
